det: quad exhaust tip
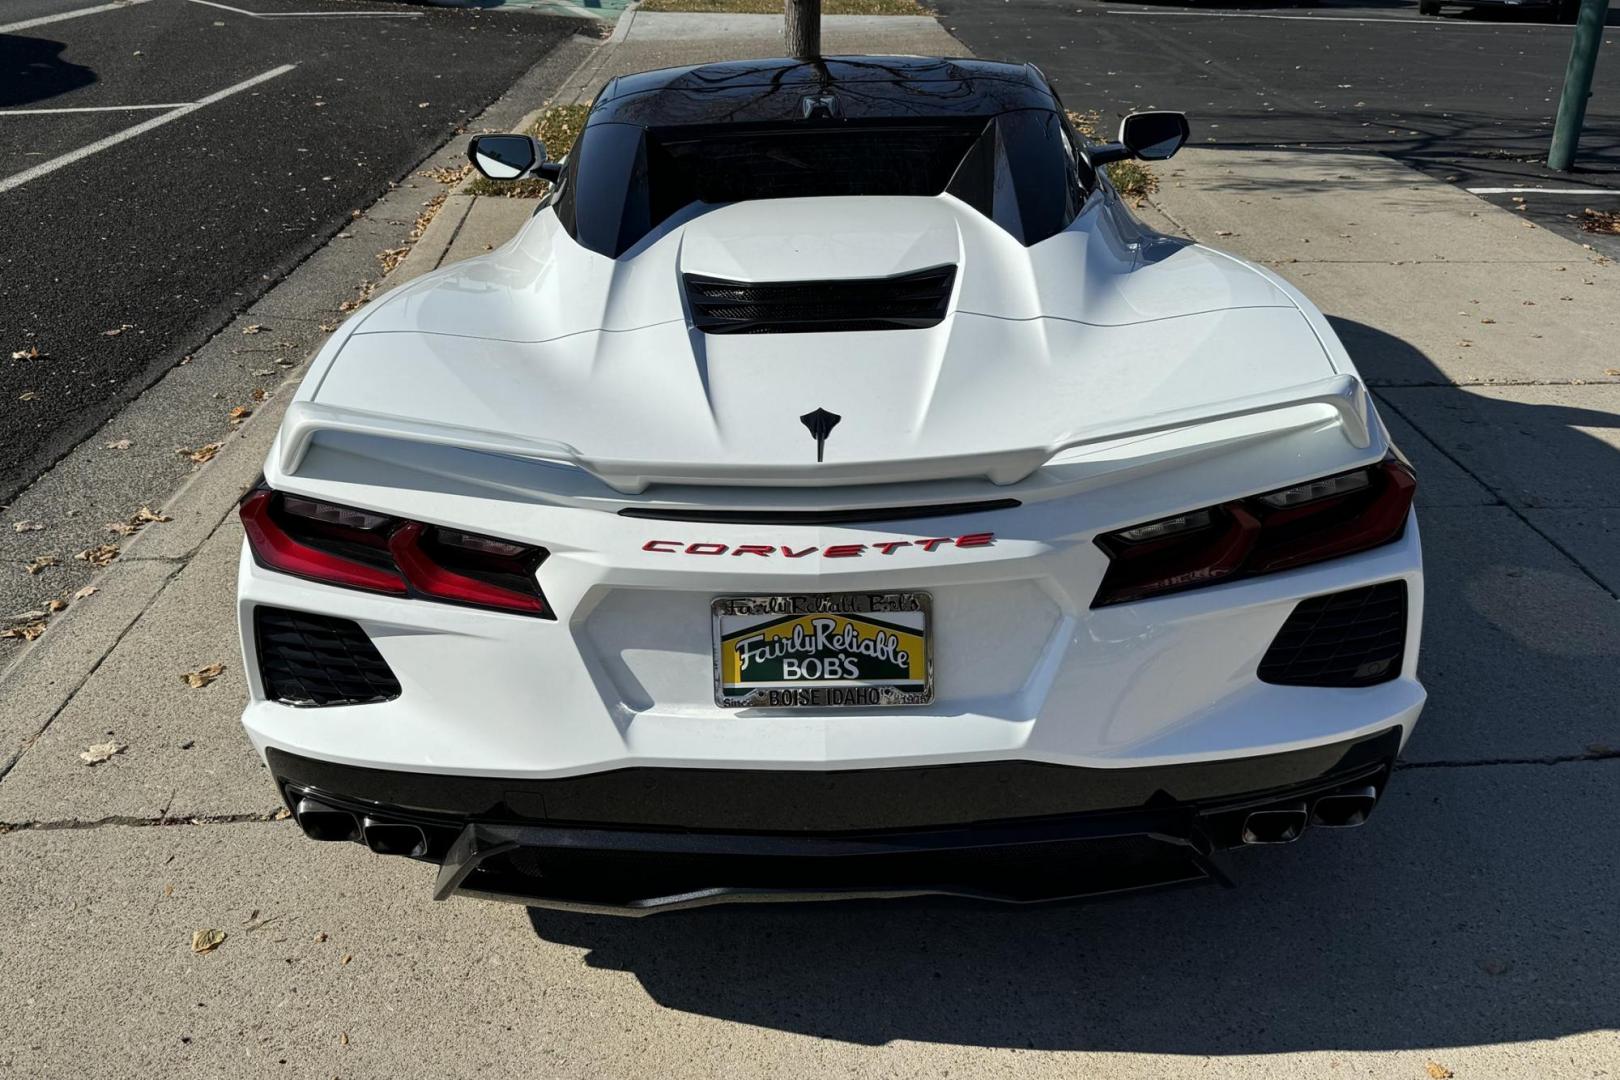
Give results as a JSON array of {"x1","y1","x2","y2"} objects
[
  {"x1": 1241, "y1": 802, "x2": 1309, "y2": 845},
  {"x1": 293, "y1": 797, "x2": 361, "y2": 843},
  {"x1": 1311, "y1": 785, "x2": 1379, "y2": 829},
  {"x1": 362, "y1": 817, "x2": 429, "y2": 858}
]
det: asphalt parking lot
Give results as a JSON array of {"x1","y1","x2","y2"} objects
[
  {"x1": 935, "y1": 0, "x2": 1620, "y2": 255},
  {"x1": 0, "y1": 0, "x2": 581, "y2": 503}
]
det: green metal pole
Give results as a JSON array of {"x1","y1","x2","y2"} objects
[{"x1": 1548, "y1": 0, "x2": 1611, "y2": 171}]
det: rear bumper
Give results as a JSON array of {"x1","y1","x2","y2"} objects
[{"x1": 269, "y1": 725, "x2": 1400, "y2": 915}]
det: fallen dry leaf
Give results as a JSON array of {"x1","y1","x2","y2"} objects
[
  {"x1": 9, "y1": 609, "x2": 45, "y2": 621},
  {"x1": 241, "y1": 323, "x2": 265, "y2": 335},
  {"x1": 135, "y1": 506, "x2": 170, "y2": 524},
  {"x1": 273, "y1": 806, "x2": 292, "y2": 821},
  {"x1": 11, "y1": 521, "x2": 43, "y2": 532},
  {"x1": 104, "y1": 438, "x2": 132, "y2": 451},
  {"x1": 46, "y1": 599, "x2": 65, "y2": 613},
  {"x1": 1, "y1": 622, "x2": 46, "y2": 642},
  {"x1": 18, "y1": 391, "x2": 36, "y2": 401},
  {"x1": 102, "y1": 324, "x2": 135, "y2": 337},
  {"x1": 10, "y1": 345, "x2": 41, "y2": 360},
  {"x1": 314, "y1": 931, "x2": 328, "y2": 943},
  {"x1": 80, "y1": 741, "x2": 126, "y2": 765},
  {"x1": 227, "y1": 406, "x2": 252, "y2": 423},
  {"x1": 1425, "y1": 1064, "x2": 1454, "y2": 1080},
  {"x1": 76, "y1": 544, "x2": 119, "y2": 567},
  {"x1": 341, "y1": 953, "x2": 353, "y2": 965},
  {"x1": 250, "y1": 387, "x2": 268, "y2": 402},
  {"x1": 105, "y1": 521, "x2": 139, "y2": 537},
  {"x1": 72, "y1": 585, "x2": 98, "y2": 601},
  {"x1": 318, "y1": 322, "x2": 337, "y2": 333},
  {"x1": 24, "y1": 554, "x2": 57, "y2": 574},
  {"x1": 179, "y1": 443, "x2": 223, "y2": 464},
  {"x1": 182, "y1": 662, "x2": 226, "y2": 689},
  {"x1": 191, "y1": 928, "x2": 227, "y2": 954}
]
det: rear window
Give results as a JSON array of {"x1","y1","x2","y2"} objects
[
  {"x1": 555, "y1": 111, "x2": 1088, "y2": 259},
  {"x1": 658, "y1": 124, "x2": 983, "y2": 203}
]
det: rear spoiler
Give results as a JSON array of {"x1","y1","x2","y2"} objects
[{"x1": 277, "y1": 374, "x2": 1371, "y2": 494}]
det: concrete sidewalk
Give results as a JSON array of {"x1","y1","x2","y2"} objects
[{"x1": 4, "y1": 16, "x2": 1620, "y2": 1080}]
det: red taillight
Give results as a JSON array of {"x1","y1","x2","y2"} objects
[
  {"x1": 240, "y1": 491, "x2": 407, "y2": 595},
  {"x1": 1092, "y1": 458, "x2": 1416, "y2": 607},
  {"x1": 240, "y1": 490, "x2": 550, "y2": 617},
  {"x1": 389, "y1": 523, "x2": 547, "y2": 615}
]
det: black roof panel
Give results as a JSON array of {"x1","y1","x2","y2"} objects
[{"x1": 590, "y1": 55, "x2": 1060, "y2": 128}]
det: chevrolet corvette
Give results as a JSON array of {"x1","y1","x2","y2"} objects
[{"x1": 237, "y1": 56, "x2": 1424, "y2": 914}]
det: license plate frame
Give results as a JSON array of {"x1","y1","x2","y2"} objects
[{"x1": 711, "y1": 592, "x2": 934, "y2": 709}]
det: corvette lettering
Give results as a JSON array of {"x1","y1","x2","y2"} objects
[{"x1": 643, "y1": 533, "x2": 994, "y2": 557}]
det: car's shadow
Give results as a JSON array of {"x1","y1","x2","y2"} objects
[
  {"x1": 0, "y1": 35, "x2": 95, "y2": 109},
  {"x1": 524, "y1": 311, "x2": 1620, "y2": 1053}
]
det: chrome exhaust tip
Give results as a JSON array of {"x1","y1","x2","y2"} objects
[
  {"x1": 1241, "y1": 802, "x2": 1309, "y2": 845},
  {"x1": 1312, "y1": 785, "x2": 1379, "y2": 829},
  {"x1": 293, "y1": 797, "x2": 361, "y2": 843},
  {"x1": 362, "y1": 817, "x2": 429, "y2": 858}
]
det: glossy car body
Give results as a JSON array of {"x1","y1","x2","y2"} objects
[{"x1": 238, "y1": 57, "x2": 1424, "y2": 914}]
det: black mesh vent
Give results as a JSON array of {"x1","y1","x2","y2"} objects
[
  {"x1": 255, "y1": 607, "x2": 401, "y2": 707},
  {"x1": 685, "y1": 265, "x2": 955, "y2": 334},
  {"x1": 1258, "y1": 582, "x2": 1407, "y2": 688}
]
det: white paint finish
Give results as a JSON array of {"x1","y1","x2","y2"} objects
[
  {"x1": 185, "y1": 0, "x2": 422, "y2": 17},
  {"x1": 0, "y1": 0, "x2": 151, "y2": 34},
  {"x1": 238, "y1": 113, "x2": 1424, "y2": 782},
  {"x1": 284, "y1": 193, "x2": 1371, "y2": 492},
  {"x1": 0, "y1": 65, "x2": 294, "y2": 197},
  {"x1": 237, "y1": 517, "x2": 1423, "y2": 776},
  {"x1": 0, "y1": 103, "x2": 189, "y2": 116}
]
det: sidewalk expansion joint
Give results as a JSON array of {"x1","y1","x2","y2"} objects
[
  {"x1": 1396, "y1": 748, "x2": 1620, "y2": 770},
  {"x1": 1374, "y1": 379, "x2": 1620, "y2": 388},
  {"x1": 0, "y1": 810, "x2": 284, "y2": 835},
  {"x1": 1373, "y1": 391, "x2": 1620, "y2": 602},
  {"x1": 0, "y1": 561, "x2": 184, "y2": 786}
]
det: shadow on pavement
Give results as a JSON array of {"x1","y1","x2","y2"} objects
[
  {"x1": 0, "y1": 35, "x2": 94, "y2": 109},
  {"x1": 525, "y1": 311, "x2": 1620, "y2": 1053},
  {"x1": 524, "y1": 751, "x2": 1619, "y2": 1053}
]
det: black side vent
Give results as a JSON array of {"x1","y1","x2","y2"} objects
[
  {"x1": 1258, "y1": 582, "x2": 1408, "y2": 688},
  {"x1": 684, "y1": 265, "x2": 956, "y2": 334},
  {"x1": 255, "y1": 607, "x2": 402, "y2": 707}
]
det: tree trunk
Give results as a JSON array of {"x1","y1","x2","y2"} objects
[{"x1": 784, "y1": 0, "x2": 821, "y2": 60}]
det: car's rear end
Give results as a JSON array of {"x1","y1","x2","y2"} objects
[{"x1": 236, "y1": 57, "x2": 1424, "y2": 914}]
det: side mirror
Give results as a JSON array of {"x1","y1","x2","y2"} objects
[
  {"x1": 1119, "y1": 111, "x2": 1189, "y2": 161},
  {"x1": 1083, "y1": 111, "x2": 1190, "y2": 167},
  {"x1": 468, "y1": 134, "x2": 545, "y2": 180}
]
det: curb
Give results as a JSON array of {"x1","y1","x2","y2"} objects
[{"x1": 0, "y1": 33, "x2": 611, "y2": 779}]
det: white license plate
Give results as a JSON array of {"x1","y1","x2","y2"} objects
[{"x1": 712, "y1": 593, "x2": 933, "y2": 708}]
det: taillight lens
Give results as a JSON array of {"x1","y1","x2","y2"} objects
[
  {"x1": 1093, "y1": 457, "x2": 1416, "y2": 607},
  {"x1": 240, "y1": 490, "x2": 551, "y2": 617}
]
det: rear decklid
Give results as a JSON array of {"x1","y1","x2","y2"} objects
[{"x1": 285, "y1": 196, "x2": 1370, "y2": 494}]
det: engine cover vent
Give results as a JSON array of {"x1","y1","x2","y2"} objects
[{"x1": 684, "y1": 265, "x2": 956, "y2": 334}]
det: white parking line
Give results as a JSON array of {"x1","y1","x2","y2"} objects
[
  {"x1": 185, "y1": 0, "x2": 423, "y2": 17},
  {"x1": 0, "y1": 65, "x2": 295, "y2": 197},
  {"x1": 0, "y1": 0, "x2": 153, "y2": 34},
  {"x1": 1104, "y1": 8, "x2": 1566, "y2": 27},
  {"x1": 0, "y1": 104, "x2": 190, "y2": 116},
  {"x1": 1467, "y1": 186, "x2": 1619, "y2": 195}
]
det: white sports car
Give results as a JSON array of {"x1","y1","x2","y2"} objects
[{"x1": 237, "y1": 56, "x2": 1423, "y2": 914}]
